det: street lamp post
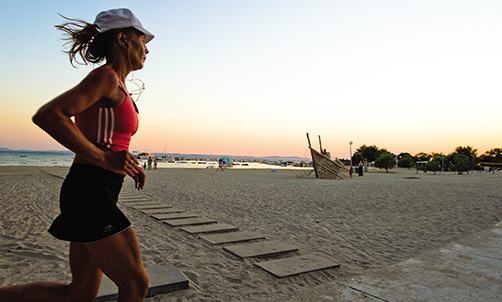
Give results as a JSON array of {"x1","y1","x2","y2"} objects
[{"x1": 349, "y1": 141, "x2": 353, "y2": 168}]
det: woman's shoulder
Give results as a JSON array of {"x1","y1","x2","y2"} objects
[
  {"x1": 75, "y1": 67, "x2": 123, "y2": 106},
  {"x1": 83, "y1": 67, "x2": 120, "y2": 89},
  {"x1": 89, "y1": 67, "x2": 118, "y2": 81}
]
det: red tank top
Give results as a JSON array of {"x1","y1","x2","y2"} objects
[{"x1": 75, "y1": 67, "x2": 139, "y2": 151}]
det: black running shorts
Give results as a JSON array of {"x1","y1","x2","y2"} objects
[{"x1": 48, "y1": 164, "x2": 131, "y2": 243}]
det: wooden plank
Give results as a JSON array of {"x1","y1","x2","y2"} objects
[
  {"x1": 141, "y1": 208, "x2": 184, "y2": 214},
  {"x1": 120, "y1": 199, "x2": 153, "y2": 203},
  {"x1": 315, "y1": 161, "x2": 344, "y2": 180},
  {"x1": 133, "y1": 204, "x2": 172, "y2": 210},
  {"x1": 310, "y1": 147, "x2": 344, "y2": 180},
  {"x1": 129, "y1": 203, "x2": 164, "y2": 208},
  {"x1": 254, "y1": 254, "x2": 340, "y2": 278},
  {"x1": 163, "y1": 217, "x2": 217, "y2": 227},
  {"x1": 119, "y1": 196, "x2": 150, "y2": 200},
  {"x1": 119, "y1": 194, "x2": 138, "y2": 198},
  {"x1": 180, "y1": 223, "x2": 239, "y2": 234},
  {"x1": 200, "y1": 231, "x2": 265, "y2": 245},
  {"x1": 151, "y1": 212, "x2": 199, "y2": 220},
  {"x1": 120, "y1": 199, "x2": 152, "y2": 202},
  {"x1": 95, "y1": 264, "x2": 189, "y2": 302},
  {"x1": 223, "y1": 241, "x2": 298, "y2": 258}
]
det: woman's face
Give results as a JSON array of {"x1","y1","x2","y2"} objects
[{"x1": 125, "y1": 29, "x2": 149, "y2": 70}]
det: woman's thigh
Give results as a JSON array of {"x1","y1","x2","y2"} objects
[
  {"x1": 83, "y1": 227, "x2": 148, "y2": 289},
  {"x1": 68, "y1": 242, "x2": 103, "y2": 300}
]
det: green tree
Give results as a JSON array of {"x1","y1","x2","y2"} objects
[
  {"x1": 355, "y1": 145, "x2": 391, "y2": 162},
  {"x1": 413, "y1": 152, "x2": 430, "y2": 171},
  {"x1": 398, "y1": 152, "x2": 413, "y2": 159},
  {"x1": 361, "y1": 145, "x2": 380, "y2": 162},
  {"x1": 430, "y1": 152, "x2": 445, "y2": 171},
  {"x1": 455, "y1": 146, "x2": 478, "y2": 160},
  {"x1": 351, "y1": 152, "x2": 363, "y2": 167},
  {"x1": 448, "y1": 153, "x2": 472, "y2": 174},
  {"x1": 379, "y1": 148, "x2": 391, "y2": 155},
  {"x1": 414, "y1": 152, "x2": 430, "y2": 162},
  {"x1": 443, "y1": 153, "x2": 455, "y2": 171},
  {"x1": 374, "y1": 153, "x2": 396, "y2": 173},
  {"x1": 453, "y1": 154, "x2": 471, "y2": 174},
  {"x1": 479, "y1": 148, "x2": 502, "y2": 163},
  {"x1": 398, "y1": 155, "x2": 415, "y2": 168},
  {"x1": 424, "y1": 158, "x2": 441, "y2": 174},
  {"x1": 454, "y1": 146, "x2": 478, "y2": 167},
  {"x1": 355, "y1": 145, "x2": 367, "y2": 154}
]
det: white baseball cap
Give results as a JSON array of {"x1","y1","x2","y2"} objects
[{"x1": 94, "y1": 8, "x2": 154, "y2": 43}]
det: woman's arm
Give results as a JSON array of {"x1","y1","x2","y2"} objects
[{"x1": 32, "y1": 69, "x2": 140, "y2": 177}]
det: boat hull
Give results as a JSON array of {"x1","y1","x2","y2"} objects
[{"x1": 310, "y1": 148, "x2": 344, "y2": 180}]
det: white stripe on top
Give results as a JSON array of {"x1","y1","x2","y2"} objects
[
  {"x1": 108, "y1": 108, "x2": 115, "y2": 145},
  {"x1": 96, "y1": 107, "x2": 115, "y2": 146},
  {"x1": 97, "y1": 107, "x2": 103, "y2": 143},
  {"x1": 103, "y1": 108, "x2": 109, "y2": 144}
]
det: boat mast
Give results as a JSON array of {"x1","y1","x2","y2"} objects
[{"x1": 306, "y1": 133, "x2": 319, "y2": 178}]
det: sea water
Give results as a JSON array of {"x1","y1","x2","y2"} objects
[
  {"x1": 0, "y1": 151, "x2": 75, "y2": 167},
  {"x1": 0, "y1": 151, "x2": 298, "y2": 170}
]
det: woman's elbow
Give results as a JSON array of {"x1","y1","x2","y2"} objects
[
  {"x1": 32, "y1": 111, "x2": 42, "y2": 126},
  {"x1": 32, "y1": 107, "x2": 47, "y2": 128},
  {"x1": 32, "y1": 105, "x2": 59, "y2": 130}
]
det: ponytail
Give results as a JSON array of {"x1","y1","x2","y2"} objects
[{"x1": 55, "y1": 14, "x2": 119, "y2": 67}]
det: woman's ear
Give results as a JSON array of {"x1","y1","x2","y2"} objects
[{"x1": 116, "y1": 32, "x2": 128, "y2": 48}]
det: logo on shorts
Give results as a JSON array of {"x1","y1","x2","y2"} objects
[{"x1": 104, "y1": 224, "x2": 115, "y2": 233}]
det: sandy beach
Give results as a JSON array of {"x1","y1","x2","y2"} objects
[{"x1": 1, "y1": 166, "x2": 501, "y2": 301}]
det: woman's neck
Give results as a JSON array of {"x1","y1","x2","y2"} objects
[{"x1": 104, "y1": 56, "x2": 131, "y2": 83}]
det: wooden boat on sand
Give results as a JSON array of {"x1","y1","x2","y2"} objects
[{"x1": 307, "y1": 133, "x2": 345, "y2": 180}]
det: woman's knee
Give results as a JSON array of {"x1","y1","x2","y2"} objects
[
  {"x1": 118, "y1": 269, "x2": 149, "y2": 297},
  {"x1": 84, "y1": 228, "x2": 149, "y2": 297},
  {"x1": 134, "y1": 270, "x2": 149, "y2": 293}
]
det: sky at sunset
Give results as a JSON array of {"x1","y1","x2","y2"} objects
[{"x1": 1, "y1": 0, "x2": 501, "y2": 159}]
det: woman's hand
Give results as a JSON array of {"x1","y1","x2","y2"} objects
[
  {"x1": 101, "y1": 151, "x2": 146, "y2": 190},
  {"x1": 133, "y1": 167, "x2": 146, "y2": 190},
  {"x1": 100, "y1": 150, "x2": 136, "y2": 175}
]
